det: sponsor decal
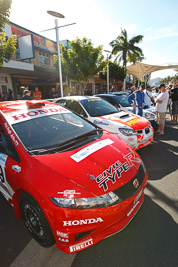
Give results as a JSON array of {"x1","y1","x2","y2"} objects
[
  {"x1": 57, "y1": 190, "x2": 81, "y2": 197},
  {"x1": 71, "y1": 139, "x2": 114, "y2": 163},
  {"x1": 58, "y1": 237, "x2": 69, "y2": 242},
  {"x1": 12, "y1": 165, "x2": 21, "y2": 173},
  {"x1": 126, "y1": 118, "x2": 142, "y2": 126},
  {"x1": 63, "y1": 217, "x2": 103, "y2": 227},
  {"x1": 5, "y1": 106, "x2": 69, "y2": 124},
  {"x1": 133, "y1": 179, "x2": 139, "y2": 188},
  {"x1": 88, "y1": 152, "x2": 134, "y2": 192},
  {"x1": 4, "y1": 122, "x2": 19, "y2": 146},
  {"x1": 127, "y1": 137, "x2": 134, "y2": 142},
  {"x1": 134, "y1": 189, "x2": 143, "y2": 204},
  {"x1": 70, "y1": 238, "x2": 93, "y2": 253},
  {"x1": 56, "y1": 231, "x2": 69, "y2": 242},
  {"x1": 93, "y1": 120, "x2": 109, "y2": 126},
  {"x1": 127, "y1": 201, "x2": 140, "y2": 217}
]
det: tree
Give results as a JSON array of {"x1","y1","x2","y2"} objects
[
  {"x1": 109, "y1": 28, "x2": 144, "y2": 68},
  {"x1": 0, "y1": 0, "x2": 16, "y2": 67},
  {"x1": 54, "y1": 37, "x2": 105, "y2": 90},
  {"x1": 99, "y1": 61, "x2": 126, "y2": 83}
]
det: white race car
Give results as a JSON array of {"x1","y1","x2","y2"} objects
[{"x1": 53, "y1": 96, "x2": 154, "y2": 150}]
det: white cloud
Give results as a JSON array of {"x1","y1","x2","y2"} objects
[
  {"x1": 145, "y1": 27, "x2": 152, "y2": 32},
  {"x1": 144, "y1": 25, "x2": 178, "y2": 41}
]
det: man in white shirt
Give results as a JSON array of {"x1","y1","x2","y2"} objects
[
  {"x1": 144, "y1": 85, "x2": 153, "y2": 108},
  {"x1": 155, "y1": 84, "x2": 169, "y2": 135}
]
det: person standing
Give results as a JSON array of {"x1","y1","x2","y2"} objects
[
  {"x1": 32, "y1": 87, "x2": 42, "y2": 100},
  {"x1": 22, "y1": 90, "x2": 32, "y2": 100},
  {"x1": 7, "y1": 89, "x2": 14, "y2": 101},
  {"x1": 169, "y1": 84, "x2": 178, "y2": 125},
  {"x1": 128, "y1": 84, "x2": 145, "y2": 116},
  {"x1": 144, "y1": 85, "x2": 154, "y2": 108},
  {"x1": 155, "y1": 84, "x2": 169, "y2": 135},
  {"x1": 1, "y1": 92, "x2": 7, "y2": 101}
]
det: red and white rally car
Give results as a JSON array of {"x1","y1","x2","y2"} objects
[
  {"x1": 54, "y1": 96, "x2": 154, "y2": 150},
  {"x1": 0, "y1": 100, "x2": 147, "y2": 253}
]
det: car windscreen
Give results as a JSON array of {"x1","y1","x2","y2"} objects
[
  {"x1": 80, "y1": 98, "x2": 118, "y2": 117},
  {"x1": 115, "y1": 95, "x2": 131, "y2": 107},
  {"x1": 12, "y1": 112, "x2": 101, "y2": 154}
]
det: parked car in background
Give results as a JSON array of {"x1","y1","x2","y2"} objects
[
  {"x1": 96, "y1": 93, "x2": 156, "y2": 127},
  {"x1": 54, "y1": 96, "x2": 154, "y2": 150},
  {"x1": 0, "y1": 100, "x2": 148, "y2": 253}
]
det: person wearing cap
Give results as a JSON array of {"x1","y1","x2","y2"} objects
[
  {"x1": 144, "y1": 85, "x2": 154, "y2": 108},
  {"x1": 22, "y1": 90, "x2": 32, "y2": 100},
  {"x1": 155, "y1": 83, "x2": 169, "y2": 135},
  {"x1": 128, "y1": 84, "x2": 145, "y2": 116}
]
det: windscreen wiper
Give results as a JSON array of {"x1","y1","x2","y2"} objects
[
  {"x1": 29, "y1": 129, "x2": 103, "y2": 154},
  {"x1": 57, "y1": 128, "x2": 103, "y2": 149}
]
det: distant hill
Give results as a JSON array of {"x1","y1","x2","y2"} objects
[{"x1": 150, "y1": 77, "x2": 162, "y2": 86}]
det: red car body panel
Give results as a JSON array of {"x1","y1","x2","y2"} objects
[{"x1": 0, "y1": 101, "x2": 147, "y2": 253}]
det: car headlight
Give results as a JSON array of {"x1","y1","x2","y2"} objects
[
  {"x1": 50, "y1": 192, "x2": 120, "y2": 209},
  {"x1": 144, "y1": 112, "x2": 155, "y2": 120},
  {"x1": 119, "y1": 128, "x2": 137, "y2": 136}
]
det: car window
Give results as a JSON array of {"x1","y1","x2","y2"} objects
[
  {"x1": 115, "y1": 96, "x2": 131, "y2": 107},
  {"x1": 67, "y1": 100, "x2": 87, "y2": 117},
  {"x1": 81, "y1": 98, "x2": 118, "y2": 117},
  {"x1": 12, "y1": 112, "x2": 99, "y2": 154},
  {"x1": 57, "y1": 99, "x2": 68, "y2": 107},
  {"x1": 102, "y1": 97, "x2": 120, "y2": 108},
  {"x1": 0, "y1": 124, "x2": 20, "y2": 162},
  {"x1": 57, "y1": 100, "x2": 87, "y2": 117}
]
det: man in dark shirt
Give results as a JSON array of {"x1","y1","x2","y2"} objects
[
  {"x1": 22, "y1": 90, "x2": 32, "y2": 100},
  {"x1": 170, "y1": 85, "x2": 178, "y2": 124}
]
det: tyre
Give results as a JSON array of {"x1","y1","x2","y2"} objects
[{"x1": 19, "y1": 193, "x2": 55, "y2": 247}]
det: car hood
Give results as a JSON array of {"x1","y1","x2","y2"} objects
[
  {"x1": 100, "y1": 112, "x2": 150, "y2": 130},
  {"x1": 32, "y1": 132, "x2": 141, "y2": 197}
]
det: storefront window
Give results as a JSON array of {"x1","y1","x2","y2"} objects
[{"x1": 39, "y1": 52, "x2": 50, "y2": 65}]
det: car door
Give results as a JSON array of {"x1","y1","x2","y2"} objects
[{"x1": 0, "y1": 122, "x2": 21, "y2": 201}]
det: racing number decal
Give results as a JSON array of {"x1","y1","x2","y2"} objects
[
  {"x1": 0, "y1": 165, "x2": 5, "y2": 183},
  {"x1": 0, "y1": 153, "x2": 14, "y2": 199},
  {"x1": 0, "y1": 153, "x2": 8, "y2": 184}
]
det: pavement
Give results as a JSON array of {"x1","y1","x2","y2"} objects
[{"x1": 0, "y1": 118, "x2": 178, "y2": 267}]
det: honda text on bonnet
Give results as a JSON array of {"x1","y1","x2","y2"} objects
[{"x1": 0, "y1": 100, "x2": 147, "y2": 253}]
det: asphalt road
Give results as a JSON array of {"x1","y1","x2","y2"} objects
[{"x1": 0, "y1": 119, "x2": 178, "y2": 267}]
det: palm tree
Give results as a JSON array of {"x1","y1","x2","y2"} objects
[{"x1": 109, "y1": 29, "x2": 144, "y2": 68}]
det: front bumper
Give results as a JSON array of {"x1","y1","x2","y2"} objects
[
  {"x1": 120, "y1": 126, "x2": 154, "y2": 150},
  {"x1": 44, "y1": 166, "x2": 148, "y2": 253}
]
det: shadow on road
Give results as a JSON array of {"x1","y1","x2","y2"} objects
[
  {"x1": 0, "y1": 194, "x2": 31, "y2": 267},
  {"x1": 71, "y1": 196, "x2": 178, "y2": 267},
  {"x1": 137, "y1": 124, "x2": 178, "y2": 181}
]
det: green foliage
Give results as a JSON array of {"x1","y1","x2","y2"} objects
[
  {"x1": 99, "y1": 61, "x2": 126, "y2": 82},
  {"x1": 54, "y1": 37, "x2": 105, "y2": 84},
  {"x1": 0, "y1": 32, "x2": 16, "y2": 65},
  {"x1": 110, "y1": 28, "x2": 144, "y2": 68},
  {"x1": 0, "y1": 0, "x2": 12, "y2": 31},
  {"x1": 0, "y1": 0, "x2": 16, "y2": 67},
  {"x1": 160, "y1": 73, "x2": 178, "y2": 84}
]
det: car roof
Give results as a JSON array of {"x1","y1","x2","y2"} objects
[
  {"x1": 55, "y1": 96, "x2": 100, "y2": 102},
  {"x1": 0, "y1": 100, "x2": 59, "y2": 114},
  {"x1": 95, "y1": 94, "x2": 116, "y2": 97}
]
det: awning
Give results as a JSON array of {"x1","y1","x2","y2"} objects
[{"x1": 126, "y1": 62, "x2": 178, "y2": 79}]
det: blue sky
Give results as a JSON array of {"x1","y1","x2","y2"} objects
[{"x1": 9, "y1": 0, "x2": 178, "y2": 78}]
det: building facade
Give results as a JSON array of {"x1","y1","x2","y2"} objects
[
  {"x1": 1, "y1": 21, "x2": 108, "y2": 99},
  {"x1": 1, "y1": 22, "x2": 61, "y2": 99}
]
